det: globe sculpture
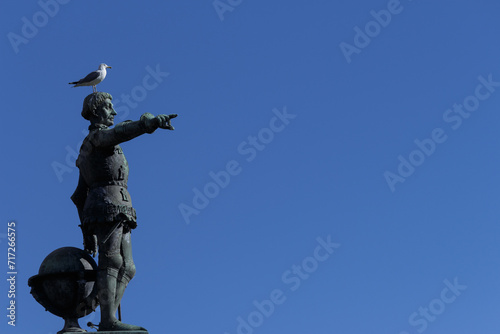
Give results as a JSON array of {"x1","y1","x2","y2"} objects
[{"x1": 28, "y1": 247, "x2": 99, "y2": 334}]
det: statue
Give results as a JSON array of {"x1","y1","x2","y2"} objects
[{"x1": 70, "y1": 92, "x2": 177, "y2": 332}]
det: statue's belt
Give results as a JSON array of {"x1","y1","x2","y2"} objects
[
  {"x1": 105, "y1": 205, "x2": 136, "y2": 217},
  {"x1": 85, "y1": 204, "x2": 136, "y2": 218},
  {"x1": 89, "y1": 181, "x2": 128, "y2": 189}
]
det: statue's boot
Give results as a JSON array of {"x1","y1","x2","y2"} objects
[
  {"x1": 114, "y1": 279, "x2": 127, "y2": 313},
  {"x1": 99, "y1": 320, "x2": 147, "y2": 331},
  {"x1": 103, "y1": 279, "x2": 147, "y2": 331},
  {"x1": 97, "y1": 271, "x2": 119, "y2": 330}
]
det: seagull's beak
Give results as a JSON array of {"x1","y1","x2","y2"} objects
[{"x1": 107, "y1": 65, "x2": 112, "y2": 69}]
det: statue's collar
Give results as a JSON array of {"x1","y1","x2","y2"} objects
[{"x1": 89, "y1": 124, "x2": 109, "y2": 131}]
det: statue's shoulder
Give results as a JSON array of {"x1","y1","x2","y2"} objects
[{"x1": 86, "y1": 126, "x2": 114, "y2": 147}]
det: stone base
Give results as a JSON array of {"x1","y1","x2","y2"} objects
[{"x1": 60, "y1": 332, "x2": 148, "y2": 334}]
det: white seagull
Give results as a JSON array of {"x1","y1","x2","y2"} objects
[{"x1": 69, "y1": 63, "x2": 112, "y2": 93}]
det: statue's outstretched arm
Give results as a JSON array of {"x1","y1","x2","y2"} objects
[{"x1": 92, "y1": 113, "x2": 177, "y2": 147}]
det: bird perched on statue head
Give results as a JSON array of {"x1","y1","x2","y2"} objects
[{"x1": 69, "y1": 63, "x2": 112, "y2": 93}]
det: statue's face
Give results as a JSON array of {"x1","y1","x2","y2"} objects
[{"x1": 94, "y1": 98, "x2": 117, "y2": 126}]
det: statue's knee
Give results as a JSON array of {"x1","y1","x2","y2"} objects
[
  {"x1": 99, "y1": 252, "x2": 123, "y2": 273},
  {"x1": 124, "y1": 261, "x2": 136, "y2": 281},
  {"x1": 117, "y1": 259, "x2": 136, "y2": 284}
]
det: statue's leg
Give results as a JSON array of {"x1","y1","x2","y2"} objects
[
  {"x1": 96, "y1": 269, "x2": 118, "y2": 326},
  {"x1": 107, "y1": 228, "x2": 147, "y2": 331},
  {"x1": 115, "y1": 229, "x2": 136, "y2": 310},
  {"x1": 96, "y1": 224, "x2": 124, "y2": 329}
]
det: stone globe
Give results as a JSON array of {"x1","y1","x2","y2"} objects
[{"x1": 28, "y1": 247, "x2": 99, "y2": 334}]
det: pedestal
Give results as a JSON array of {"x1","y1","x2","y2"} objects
[{"x1": 57, "y1": 331, "x2": 149, "y2": 334}]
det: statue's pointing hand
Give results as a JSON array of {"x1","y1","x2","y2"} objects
[
  {"x1": 157, "y1": 114, "x2": 178, "y2": 130},
  {"x1": 141, "y1": 113, "x2": 178, "y2": 132}
]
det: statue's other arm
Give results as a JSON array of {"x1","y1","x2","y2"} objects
[
  {"x1": 71, "y1": 173, "x2": 97, "y2": 256},
  {"x1": 71, "y1": 173, "x2": 88, "y2": 222}
]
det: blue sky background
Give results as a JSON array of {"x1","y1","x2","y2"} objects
[{"x1": 2, "y1": 0, "x2": 500, "y2": 333}]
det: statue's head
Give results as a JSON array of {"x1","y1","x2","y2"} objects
[{"x1": 82, "y1": 92, "x2": 116, "y2": 126}]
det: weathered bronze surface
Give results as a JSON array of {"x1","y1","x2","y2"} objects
[
  {"x1": 29, "y1": 91, "x2": 177, "y2": 333},
  {"x1": 28, "y1": 247, "x2": 99, "y2": 334},
  {"x1": 71, "y1": 92, "x2": 177, "y2": 332}
]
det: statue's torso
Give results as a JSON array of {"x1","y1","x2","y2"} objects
[{"x1": 76, "y1": 129, "x2": 136, "y2": 225}]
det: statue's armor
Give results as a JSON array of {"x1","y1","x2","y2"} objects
[
  {"x1": 71, "y1": 114, "x2": 156, "y2": 230},
  {"x1": 72, "y1": 120, "x2": 154, "y2": 227},
  {"x1": 78, "y1": 136, "x2": 136, "y2": 226}
]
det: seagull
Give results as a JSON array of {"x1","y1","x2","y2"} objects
[{"x1": 69, "y1": 63, "x2": 112, "y2": 93}]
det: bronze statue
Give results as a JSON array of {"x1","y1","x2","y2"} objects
[{"x1": 71, "y1": 92, "x2": 177, "y2": 332}]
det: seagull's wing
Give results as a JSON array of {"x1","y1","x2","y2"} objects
[{"x1": 77, "y1": 70, "x2": 100, "y2": 84}]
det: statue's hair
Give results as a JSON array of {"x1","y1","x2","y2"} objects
[{"x1": 81, "y1": 92, "x2": 113, "y2": 120}]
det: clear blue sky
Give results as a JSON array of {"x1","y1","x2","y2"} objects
[{"x1": 2, "y1": 0, "x2": 500, "y2": 333}]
